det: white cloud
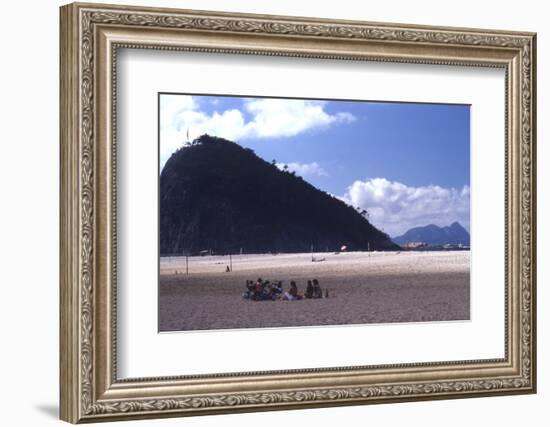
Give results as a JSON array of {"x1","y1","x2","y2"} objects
[
  {"x1": 160, "y1": 95, "x2": 355, "y2": 167},
  {"x1": 243, "y1": 99, "x2": 355, "y2": 138},
  {"x1": 341, "y1": 178, "x2": 470, "y2": 237},
  {"x1": 276, "y1": 161, "x2": 328, "y2": 177}
]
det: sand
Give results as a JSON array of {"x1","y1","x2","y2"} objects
[{"x1": 159, "y1": 251, "x2": 470, "y2": 332}]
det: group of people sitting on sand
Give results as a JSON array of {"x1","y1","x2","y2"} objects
[{"x1": 242, "y1": 278, "x2": 326, "y2": 301}]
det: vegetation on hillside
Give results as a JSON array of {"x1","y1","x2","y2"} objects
[{"x1": 160, "y1": 134, "x2": 398, "y2": 255}]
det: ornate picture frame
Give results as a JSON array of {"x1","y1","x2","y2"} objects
[{"x1": 60, "y1": 2, "x2": 536, "y2": 423}]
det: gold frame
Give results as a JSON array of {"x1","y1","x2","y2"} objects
[{"x1": 60, "y1": 2, "x2": 537, "y2": 423}]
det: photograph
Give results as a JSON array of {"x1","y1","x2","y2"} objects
[
  {"x1": 158, "y1": 94, "x2": 471, "y2": 332},
  {"x1": 57, "y1": 2, "x2": 536, "y2": 422}
]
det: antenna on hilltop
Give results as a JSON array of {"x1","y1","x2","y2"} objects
[{"x1": 186, "y1": 128, "x2": 190, "y2": 145}]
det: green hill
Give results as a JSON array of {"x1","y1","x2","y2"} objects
[{"x1": 160, "y1": 134, "x2": 398, "y2": 255}]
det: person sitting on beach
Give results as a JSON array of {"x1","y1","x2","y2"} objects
[
  {"x1": 252, "y1": 278, "x2": 264, "y2": 301},
  {"x1": 242, "y1": 280, "x2": 255, "y2": 299},
  {"x1": 266, "y1": 281, "x2": 281, "y2": 300},
  {"x1": 305, "y1": 280, "x2": 314, "y2": 299},
  {"x1": 263, "y1": 280, "x2": 273, "y2": 300},
  {"x1": 312, "y1": 279, "x2": 322, "y2": 299},
  {"x1": 283, "y1": 281, "x2": 302, "y2": 301},
  {"x1": 246, "y1": 280, "x2": 255, "y2": 292}
]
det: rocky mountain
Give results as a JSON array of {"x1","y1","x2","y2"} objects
[
  {"x1": 392, "y1": 222, "x2": 470, "y2": 247},
  {"x1": 160, "y1": 134, "x2": 399, "y2": 255}
]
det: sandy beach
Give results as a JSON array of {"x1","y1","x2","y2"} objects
[{"x1": 159, "y1": 251, "x2": 470, "y2": 332}]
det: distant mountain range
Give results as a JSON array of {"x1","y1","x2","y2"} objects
[
  {"x1": 160, "y1": 134, "x2": 399, "y2": 255},
  {"x1": 392, "y1": 222, "x2": 470, "y2": 247}
]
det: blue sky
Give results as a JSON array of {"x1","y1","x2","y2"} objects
[{"x1": 160, "y1": 94, "x2": 470, "y2": 237}]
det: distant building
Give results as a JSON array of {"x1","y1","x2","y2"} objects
[{"x1": 402, "y1": 241, "x2": 428, "y2": 249}]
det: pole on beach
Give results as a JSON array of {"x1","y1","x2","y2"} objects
[
  {"x1": 311, "y1": 244, "x2": 313, "y2": 262},
  {"x1": 230, "y1": 254, "x2": 233, "y2": 272},
  {"x1": 186, "y1": 255, "x2": 189, "y2": 275}
]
